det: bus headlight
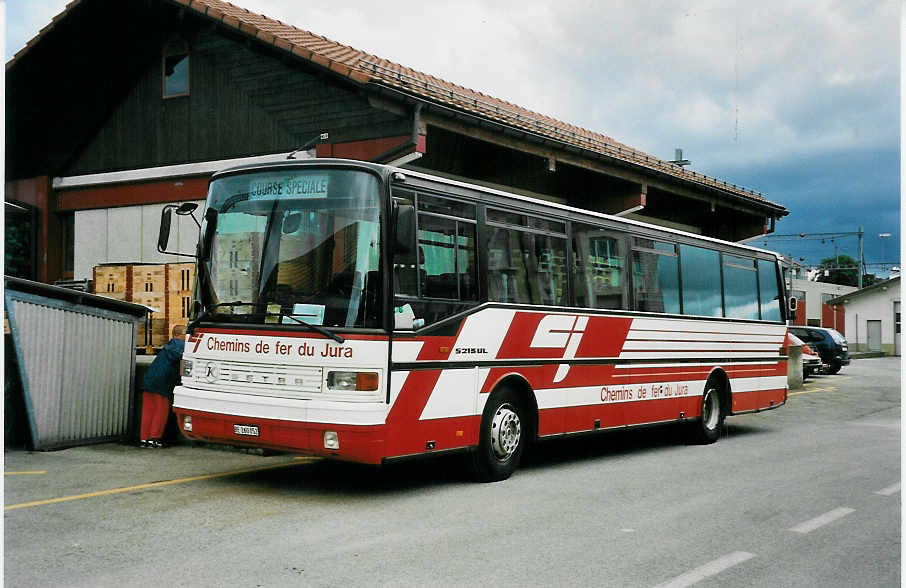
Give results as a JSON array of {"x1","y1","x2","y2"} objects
[
  {"x1": 326, "y1": 371, "x2": 379, "y2": 391},
  {"x1": 181, "y1": 359, "x2": 193, "y2": 378}
]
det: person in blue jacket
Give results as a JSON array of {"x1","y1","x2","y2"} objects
[{"x1": 140, "y1": 324, "x2": 186, "y2": 448}]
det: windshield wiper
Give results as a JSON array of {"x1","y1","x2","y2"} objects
[
  {"x1": 188, "y1": 300, "x2": 260, "y2": 330},
  {"x1": 270, "y1": 312, "x2": 345, "y2": 344},
  {"x1": 189, "y1": 301, "x2": 345, "y2": 344}
]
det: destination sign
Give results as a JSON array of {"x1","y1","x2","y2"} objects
[{"x1": 248, "y1": 175, "x2": 329, "y2": 200}]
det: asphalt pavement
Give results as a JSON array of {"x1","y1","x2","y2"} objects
[{"x1": 4, "y1": 357, "x2": 900, "y2": 587}]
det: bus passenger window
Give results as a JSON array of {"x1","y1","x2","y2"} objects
[
  {"x1": 758, "y1": 259, "x2": 782, "y2": 321},
  {"x1": 392, "y1": 191, "x2": 478, "y2": 328},
  {"x1": 632, "y1": 238, "x2": 680, "y2": 314},
  {"x1": 679, "y1": 244, "x2": 722, "y2": 317},
  {"x1": 487, "y1": 226, "x2": 567, "y2": 306},
  {"x1": 572, "y1": 224, "x2": 628, "y2": 310},
  {"x1": 487, "y1": 227, "x2": 529, "y2": 303},
  {"x1": 723, "y1": 254, "x2": 759, "y2": 320},
  {"x1": 418, "y1": 215, "x2": 476, "y2": 300}
]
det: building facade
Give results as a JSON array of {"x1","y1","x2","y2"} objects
[{"x1": 788, "y1": 278, "x2": 858, "y2": 331}]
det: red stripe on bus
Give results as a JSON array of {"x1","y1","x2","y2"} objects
[{"x1": 191, "y1": 328, "x2": 389, "y2": 341}]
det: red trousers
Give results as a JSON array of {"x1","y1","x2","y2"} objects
[{"x1": 140, "y1": 392, "x2": 171, "y2": 440}]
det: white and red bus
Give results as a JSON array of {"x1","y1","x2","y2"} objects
[{"x1": 164, "y1": 159, "x2": 790, "y2": 481}]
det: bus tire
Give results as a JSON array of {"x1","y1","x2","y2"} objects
[
  {"x1": 469, "y1": 387, "x2": 526, "y2": 482},
  {"x1": 690, "y1": 383, "x2": 724, "y2": 445}
]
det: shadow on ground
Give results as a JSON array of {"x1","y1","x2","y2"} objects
[{"x1": 221, "y1": 420, "x2": 768, "y2": 495}]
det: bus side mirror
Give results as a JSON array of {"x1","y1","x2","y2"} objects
[
  {"x1": 788, "y1": 296, "x2": 798, "y2": 312},
  {"x1": 158, "y1": 206, "x2": 174, "y2": 253},
  {"x1": 393, "y1": 203, "x2": 415, "y2": 254},
  {"x1": 159, "y1": 203, "x2": 201, "y2": 256}
]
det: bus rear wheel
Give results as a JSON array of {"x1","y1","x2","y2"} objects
[
  {"x1": 689, "y1": 384, "x2": 724, "y2": 444},
  {"x1": 469, "y1": 387, "x2": 526, "y2": 482}
]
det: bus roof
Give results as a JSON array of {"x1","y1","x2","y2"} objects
[
  {"x1": 210, "y1": 158, "x2": 783, "y2": 261},
  {"x1": 390, "y1": 165, "x2": 783, "y2": 261}
]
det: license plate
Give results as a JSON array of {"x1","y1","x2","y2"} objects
[{"x1": 233, "y1": 424, "x2": 259, "y2": 436}]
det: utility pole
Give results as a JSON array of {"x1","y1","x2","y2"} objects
[{"x1": 858, "y1": 226, "x2": 863, "y2": 288}]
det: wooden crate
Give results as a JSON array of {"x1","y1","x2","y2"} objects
[
  {"x1": 92, "y1": 263, "x2": 191, "y2": 350},
  {"x1": 166, "y1": 263, "x2": 195, "y2": 294},
  {"x1": 132, "y1": 291, "x2": 166, "y2": 314},
  {"x1": 133, "y1": 290, "x2": 165, "y2": 343},
  {"x1": 166, "y1": 263, "x2": 195, "y2": 327},
  {"x1": 137, "y1": 318, "x2": 169, "y2": 348},
  {"x1": 168, "y1": 292, "x2": 193, "y2": 322},
  {"x1": 93, "y1": 265, "x2": 132, "y2": 297},
  {"x1": 132, "y1": 265, "x2": 166, "y2": 297}
]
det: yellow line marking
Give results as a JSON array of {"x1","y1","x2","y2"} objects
[
  {"x1": 4, "y1": 470, "x2": 46, "y2": 476},
  {"x1": 789, "y1": 385, "x2": 837, "y2": 396},
  {"x1": 5, "y1": 459, "x2": 313, "y2": 511}
]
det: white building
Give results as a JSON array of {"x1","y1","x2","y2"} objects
[
  {"x1": 829, "y1": 277, "x2": 901, "y2": 356},
  {"x1": 788, "y1": 278, "x2": 858, "y2": 328}
]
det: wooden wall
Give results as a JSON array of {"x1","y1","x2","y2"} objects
[{"x1": 67, "y1": 26, "x2": 408, "y2": 175}]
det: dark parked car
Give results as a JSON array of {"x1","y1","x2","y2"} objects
[{"x1": 788, "y1": 326, "x2": 850, "y2": 374}]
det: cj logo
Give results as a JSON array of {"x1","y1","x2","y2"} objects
[{"x1": 530, "y1": 315, "x2": 589, "y2": 383}]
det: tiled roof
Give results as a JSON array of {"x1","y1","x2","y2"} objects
[{"x1": 8, "y1": 0, "x2": 783, "y2": 211}]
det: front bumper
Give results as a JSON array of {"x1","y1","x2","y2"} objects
[{"x1": 174, "y1": 406, "x2": 387, "y2": 464}]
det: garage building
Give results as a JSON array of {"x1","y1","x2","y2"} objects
[{"x1": 829, "y1": 277, "x2": 901, "y2": 356}]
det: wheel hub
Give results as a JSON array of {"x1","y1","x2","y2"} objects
[{"x1": 490, "y1": 403, "x2": 521, "y2": 460}]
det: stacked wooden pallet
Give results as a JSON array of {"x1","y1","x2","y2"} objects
[
  {"x1": 93, "y1": 263, "x2": 195, "y2": 350},
  {"x1": 166, "y1": 262, "x2": 195, "y2": 340}
]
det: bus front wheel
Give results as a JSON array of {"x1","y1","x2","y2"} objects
[{"x1": 469, "y1": 387, "x2": 526, "y2": 482}]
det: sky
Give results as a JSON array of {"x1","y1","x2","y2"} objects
[{"x1": 5, "y1": 0, "x2": 901, "y2": 276}]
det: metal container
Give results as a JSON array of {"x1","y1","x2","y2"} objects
[{"x1": 5, "y1": 277, "x2": 147, "y2": 450}]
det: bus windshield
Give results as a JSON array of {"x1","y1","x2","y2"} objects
[{"x1": 199, "y1": 168, "x2": 382, "y2": 328}]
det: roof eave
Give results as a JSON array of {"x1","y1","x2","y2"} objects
[
  {"x1": 362, "y1": 82, "x2": 788, "y2": 217},
  {"x1": 828, "y1": 276, "x2": 900, "y2": 304}
]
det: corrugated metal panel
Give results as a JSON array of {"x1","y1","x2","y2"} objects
[{"x1": 5, "y1": 287, "x2": 140, "y2": 450}]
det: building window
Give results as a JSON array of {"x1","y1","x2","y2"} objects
[{"x1": 163, "y1": 39, "x2": 190, "y2": 98}]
